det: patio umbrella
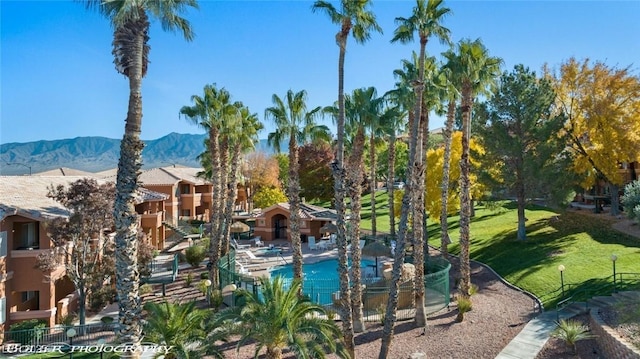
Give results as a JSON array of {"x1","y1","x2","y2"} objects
[
  {"x1": 230, "y1": 221, "x2": 250, "y2": 239},
  {"x1": 320, "y1": 222, "x2": 338, "y2": 234},
  {"x1": 361, "y1": 241, "x2": 392, "y2": 277}
]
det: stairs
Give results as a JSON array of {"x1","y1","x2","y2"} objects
[{"x1": 162, "y1": 221, "x2": 192, "y2": 238}]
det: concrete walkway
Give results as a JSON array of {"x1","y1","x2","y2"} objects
[{"x1": 495, "y1": 303, "x2": 588, "y2": 359}]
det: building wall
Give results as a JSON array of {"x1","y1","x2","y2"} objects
[
  {"x1": 144, "y1": 184, "x2": 178, "y2": 224},
  {"x1": 252, "y1": 206, "x2": 321, "y2": 242}
]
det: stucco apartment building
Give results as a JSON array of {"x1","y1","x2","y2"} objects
[{"x1": 0, "y1": 175, "x2": 167, "y2": 332}]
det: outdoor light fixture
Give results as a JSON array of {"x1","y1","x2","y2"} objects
[
  {"x1": 205, "y1": 279, "x2": 212, "y2": 306},
  {"x1": 557, "y1": 264, "x2": 565, "y2": 298},
  {"x1": 66, "y1": 328, "x2": 77, "y2": 359}
]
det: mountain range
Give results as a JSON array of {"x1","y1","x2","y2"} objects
[{"x1": 0, "y1": 133, "x2": 275, "y2": 175}]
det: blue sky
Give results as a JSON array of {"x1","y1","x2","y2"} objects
[{"x1": 1, "y1": 0, "x2": 639, "y2": 144}]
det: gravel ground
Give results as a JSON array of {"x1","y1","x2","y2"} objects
[{"x1": 218, "y1": 257, "x2": 538, "y2": 359}]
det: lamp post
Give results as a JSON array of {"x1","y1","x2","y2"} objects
[
  {"x1": 205, "y1": 279, "x2": 212, "y2": 307},
  {"x1": 66, "y1": 328, "x2": 76, "y2": 359},
  {"x1": 611, "y1": 254, "x2": 618, "y2": 292},
  {"x1": 558, "y1": 264, "x2": 565, "y2": 298},
  {"x1": 5, "y1": 162, "x2": 31, "y2": 176}
]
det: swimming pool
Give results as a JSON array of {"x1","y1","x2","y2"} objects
[{"x1": 270, "y1": 258, "x2": 375, "y2": 305}]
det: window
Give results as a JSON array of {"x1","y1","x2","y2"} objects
[
  {"x1": 19, "y1": 222, "x2": 39, "y2": 249},
  {"x1": 180, "y1": 184, "x2": 190, "y2": 195},
  {"x1": 21, "y1": 291, "x2": 36, "y2": 303},
  {"x1": 181, "y1": 209, "x2": 191, "y2": 217},
  {"x1": 0, "y1": 231, "x2": 6, "y2": 257},
  {"x1": 0, "y1": 297, "x2": 5, "y2": 324}
]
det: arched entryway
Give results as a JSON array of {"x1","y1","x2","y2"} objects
[{"x1": 272, "y1": 214, "x2": 288, "y2": 240}]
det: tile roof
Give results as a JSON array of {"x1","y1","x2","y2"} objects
[
  {"x1": 0, "y1": 176, "x2": 168, "y2": 220},
  {"x1": 258, "y1": 202, "x2": 337, "y2": 221},
  {"x1": 138, "y1": 166, "x2": 209, "y2": 186},
  {"x1": 32, "y1": 167, "x2": 97, "y2": 177}
]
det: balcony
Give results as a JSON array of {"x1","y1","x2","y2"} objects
[
  {"x1": 9, "y1": 308, "x2": 56, "y2": 321},
  {"x1": 140, "y1": 212, "x2": 163, "y2": 228},
  {"x1": 11, "y1": 248, "x2": 49, "y2": 258}
]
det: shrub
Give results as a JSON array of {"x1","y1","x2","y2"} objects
[
  {"x1": 469, "y1": 283, "x2": 479, "y2": 296},
  {"x1": 622, "y1": 180, "x2": 640, "y2": 223},
  {"x1": 9, "y1": 319, "x2": 47, "y2": 345},
  {"x1": 185, "y1": 244, "x2": 207, "y2": 267},
  {"x1": 551, "y1": 319, "x2": 595, "y2": 353},
  {"x1": 455, "y1": 296, "x2": 473, "y2": 322},
  {"x1": 200, "y1": 272, "x2": 209, "y2": 280},
  {"x1": 185, "y1": 273, "x2": 193, "y2": 287},
  {"x1": 100, "y1": 316, "x2": 114, "y2": 324},
  {"x1": 139, "y1": 284, "x2": 153, "y2": 295},
  {"x1": 89, "y1": 287, "x2": 116, "y2": 312},
  {"x1": 59, "y1": 312, "x2": 76, "y2": 327}
]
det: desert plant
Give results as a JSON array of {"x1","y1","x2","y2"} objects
[
  {"x1": 185, "y1": 273, "x2": 194, "y2": 287},
  {"x1": 469, "y1": 283, "x2": 479, "y2": 296},
  {"x1": 185, "y1": 244, "x2": 207, "y2": 267},
  {"x1": 551, "y1": 319, "x2": 595, "y2": 353},
  {"x1": 139, "y1": 284, "x2": 153, "y2": 295},
  {"x1": 376, "y1": 304, "x2": 386, "y2": 325},
  {"x1": 456, "y1": 296, "x2": 473, "y2": 322}
]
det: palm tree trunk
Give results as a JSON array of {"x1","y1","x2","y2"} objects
[
  {"x1": 388, "y1": 133, "x2": 397, "y2": 240},
  {"x1": 379, "y1": 43, "x2": 425, "y2": 359},
  {"x1": 335, "y1": 30, "x2": 355, "y2": 359},
  {"x1": 113, "y1": 22, "x2": 146, "y2": 354},
  {"x1": 413, "y1": 99, "x2": 429, "y2": 328},
  {"x1": 370, "y1": 133, "x2": 377, "y2": 237},
  {"x1": 219, "y1": 139, "x2": 231, "y2": 255},
  {"x1": 349, "y1": 129, "x2": 366, "y2": 333},
  {"x1": 288, "y1": 135, "x2": 303, "y2": 281},
  {"x1": 439, "y1": 100, "x2": 455, "y2": 257},
  {"x1": 208, "y1": 128, "x2": 221, "y2": 288},
  {"x1": 266, "y1": 346, "x2": 283, "y2": 359},
  {"x1": 224, "y1": 143, "x2": 243, "y2": 246},
  {"x1": 459, "y1": 83, "x2": 473, "y2": 298}
]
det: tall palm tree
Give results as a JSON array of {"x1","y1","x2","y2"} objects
[
  {"x1": 448, "y1": 38, "x2": 502, "y2": 298},
  {"x1": 266, "y1": 90, "x2": 327, "y2": 281},
  {"x1": 312, "y1": 2, "x2": 381, "y2": 355},
  {"x1": 382, "y1": 0, "x2": 450, "y2": 350},
  {"x1": 143, "y1": 300, "x2": 225, "y2": 359},
  {"x1": 439, "y1": 50, "x2": 462, "y2": 258},
  {"x1": 180, "y1": 84, "x2": 238, "y2": 288},
  {"x1": 215, "y1": 277, "x2": 349, "y2": 359},
  {"x1": 84, "y1": 0, "x2": 197, "y2": 353}
]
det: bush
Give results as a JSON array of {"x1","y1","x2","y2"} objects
[
  {"x1": 622, "y1": 180, "x2": 640, "y2": 223},
  {"x1": 100, "y1": 316, "x2": 114, "y2": 324},
  {"x1": 551, "y1": 319, "x2": 595, "y2": 353},
  {"x1": 59, "y1": 312, "x2": 76, "y2": 327},
  {"x1": 455, "y1": 296, "x2": 473, "y2": 322},
  {"x1": 140, "y1": 284, "x2": 153, "y2": 295},
  {"x1": 9, "y1": 319, "x2": 47, "y2": 345},
  {"x1": 200, "y1": 272, "x2": 209, "y2": 280},
  {"x1": 185, "y1": 273, "x2": 194, "y2": 287},
  {"x1": 185, "y1": 244, "x2": 207, "y2": 267},
  {"x1": 90, "y1": 287, "x2": 116, "y2": 312}
]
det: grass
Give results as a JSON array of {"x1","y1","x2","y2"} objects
[{"x1": 356, "y1": 192, "x2": 640, "y2": 308}]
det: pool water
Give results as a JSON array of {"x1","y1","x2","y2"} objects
[{"x1": 270, "y1": 258, "x2": 375, "y2": 305}]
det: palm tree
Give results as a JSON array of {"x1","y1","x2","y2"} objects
[
  {"x1": 312, "y1": 2, "x2": 381, "y2": 355},
  {"x1": 439, "y1": 50, "x2": 462, "y2": 258},
  {"x1": 84, "y1": 0, "x2": 197, "y2": 353},
  {"x1": 215, "y1": 276, "x2": 349, "y2": 359},
  {"x1": 222, "y1": 104, "x2": 263, "y2": 254},
  {"x1": 180, "y1": 84, "x2": 238, "y2": 288},
  {"x1": 266, "y1": 89, "x2": 327, "y2": 281},
  {"x1": 143, "y1": 300, "x2": 225, "y2": 359},
  {"x1": 382, "y1": 0, "x2": 450, "y2": 350},
  {"x1": 449, "y1": 38, "x2": 502, "y2": 298}
]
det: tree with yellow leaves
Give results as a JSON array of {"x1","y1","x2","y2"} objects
[{"x1": 546, "y1": 58, "x2": 640, "y2": 215}]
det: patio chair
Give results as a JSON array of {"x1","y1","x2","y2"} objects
[
  {"x1": 233, "y1": 238, "x2": 251, "y2": 250},
  {"x1": 308, "y1": 236, "x2": 318, "y2": 251},
  {"x1": 252, "y1": 236, "x2": 264, "y2": 247}
]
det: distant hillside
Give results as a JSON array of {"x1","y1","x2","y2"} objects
[{"x1": 0, "y1": 133, "x2": 275, "y2": 175}]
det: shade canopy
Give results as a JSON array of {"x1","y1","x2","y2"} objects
[
  {"x1": 362, "y1": 241, "x2": 392, "y2": 258},
  {"x1": 230, "y1": 221, "x2": 250, "y2": 233},
  {"x1": 320, "y1": 222, "x2": 338, "y2": 234}
]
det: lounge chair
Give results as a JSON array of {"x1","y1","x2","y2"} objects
[
  {"x1": 308, "y1": 236, "x2": 318, "y2": 251},
  {"x1": 238, "y1": 249, "x2": 267, "y2": 263},
  {"x1": 233, "y1": 238, "x2": 251, "y2": 250}
]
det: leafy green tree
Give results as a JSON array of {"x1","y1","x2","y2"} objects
[
  {"x1": 477, "y1": 65, "x2": 571, "y2": 240},
  {"x1": 446, "y1": 38, "x2": 502, "y2": 299},
  {"x1": 253, "y1": 186, "x2": 288, "y2": 209},
  {"x1": 299, "y1": 141, "x2": 334, "y2": 203},
  {"x1": 385, "y1": 0, "x2": 451, "y2": 341},
  {"x1": 546, "y1": 58, "x2": 640, "y2": 216},
  {"x1": 273, "y1": 153, "x2": 289, "y2": 190},
  {"x1": 84, "y1": 0, "x2": 197, "y2": 350},
  {"x1": 143, "y1": 300, "x2": 225, "y2": 359},
  {"x1": 215, "y1": 277, "x2": 349, "y2": 359},
  {"x1": 622, "y1": 180, "x2": 640, "y2": 223},
  {"x1": 266, "y1": 89, "x2": 328, "y2": 282},
  {"x1": 312, "y1": 1, "x2": 381, "y2": 355}
]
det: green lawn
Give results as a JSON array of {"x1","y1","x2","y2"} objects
[{"x1": 357, "y1": 193, "x2": 640, "y2": 308}]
